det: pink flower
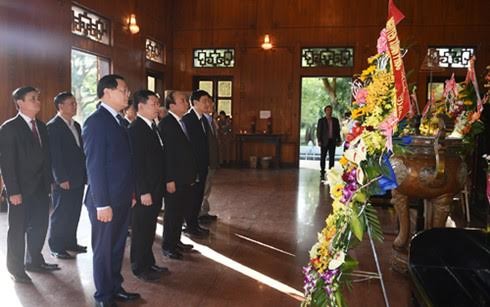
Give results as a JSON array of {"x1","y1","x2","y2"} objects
[
  {"x1": 355, "y1": 89, "x2": 368, "y2": 105},
  {"x1": 377, "y1": 29, "x2": 388, "y2": 54}
]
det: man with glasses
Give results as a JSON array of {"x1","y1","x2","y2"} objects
[
  {"x1": 0, "y1": 86, "x2": 58, "y2": 284},
  {"x1": 128, "y1": 90, "x2": 169, "y2": 281},
  {"x1": 83, "y1": 74, "x2": 140, "y2": 307},
  {"x1": 47, "y1": 92, "x2": 87, "y2": 260}
]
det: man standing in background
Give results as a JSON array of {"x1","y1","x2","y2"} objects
[
  {"x1": 0, "y1": 86, "x2": 58, "y2": 283},
  {"x1": 47, "y1": 92, "x2": 87, "y2": 259},
  {"x1": 199, "y1": 96, "x2": 219, "y2": 223},
  {"x1": 316, "y1": 105, "x2": 341, "y2": 181},
  {"x1": 128, "y1": 90, "x2": 168, "y2": 281}
]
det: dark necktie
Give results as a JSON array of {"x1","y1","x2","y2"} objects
[
  {"x1": 116, "y1": 114, "x2": 127, "y2": 129},
  {"x1": 152, "y1": 122, "x2": 163, "y2": 147},
  {"x1": 179, "y1": 119, "x2": 189, "y2": 139},
  {"x1": 201, "y1": 117, "x2": 209, "y2": 135},
  {"x1": 31, "y1": 119, "x2": 41, "y2": 146}
]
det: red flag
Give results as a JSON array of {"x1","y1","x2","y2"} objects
[{"x1": 388, "y1": 0, "x2": 405, "y2": 25}]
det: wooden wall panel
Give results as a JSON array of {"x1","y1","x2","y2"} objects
[
  {"x1": 0, "y1": 0, "x2": 173, "y2": 124},
  {"x1": 171, "y1": 0, "x2": 490, "y2": 165}
]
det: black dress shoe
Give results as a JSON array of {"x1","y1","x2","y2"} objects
[
  {"x1": 51, "y1": 251, "x2": 74, "y2": 259},
  {"x1": 136, "y1": 270, "x2": 160, "y2": 282},
  {"x1": 182, "y1": 227, "x2": 208, "y2": 237},
  {"x1": 197, "y1": 226, "x2": 210, "y2": 234},
  {"x1": 95, "y1": 300, "x2": 117, "y2": 307},
  {"x1": 113, "y1": 288, "x2": 141, "y2": 301},
  {"x1": 150, "y1": 264, "x2": 170, "y2": 274},
  {"x1": 25, "y1": 262, "x2": 60, "y2": 272},
  {"x1": 199, "y1": 214, "x2": 218, "y2": 222},
  {"x1": 66, "y1": 245, "x2": 87, "y2": 253},
  {"x1": 10, "y1": 272, "x2": 32, "y2": 284},
  {"x1": 162, "y1": 249, "x2": 183, "y2": 260},
  {"x1": 176, "y1": 241, "x2": 194, "y2": 252}
]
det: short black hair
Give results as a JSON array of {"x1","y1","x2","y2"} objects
[
  {"x1": 165, "y1": 91, "x2": 176, "y2": 109},
  {"x1": 54, "y1": 91, "x2": 74, "y2": 110},
  {"x1": 12, "y1": 86, "x2": 39, "y2": 102},
  {"x1": 189, "y1": 89, "x2": 211, "y2": 106},
  {"x1": 97, "y1": 74, "x2": 125, "y2": 99},
  {"x1": 219, "y1": 110, "x2": 226, "y2": 116},
  {"x1": 324, "y1": 105, "x2": 333, "y2": 111},
  {"x1": 133, "y1": 89, "x2": 157, "y2": 108}
]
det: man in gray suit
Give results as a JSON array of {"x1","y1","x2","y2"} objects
[{"x1": 199, "y1": 96, "x2": 219, "y2": 223}]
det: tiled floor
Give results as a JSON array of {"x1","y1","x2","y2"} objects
[{"x1": 0, "y1": 168, "x2": 413, "y2": 307}]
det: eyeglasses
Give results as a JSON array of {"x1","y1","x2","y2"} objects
[{"x1": 115, "y1": 88, "x2": 131, "y2": 96}]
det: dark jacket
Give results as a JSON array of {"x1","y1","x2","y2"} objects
[
  {"x1": 0, "y1": 114, "x2": 52, "y2": 196},
  {"x1": 82, "y1": 105, "x2": 134, "y2": 208},
  {"x1": 158, "y1": 113, "x2": 197, "y2": 186},
  {"x1": 316, "y1": 116, "x2": 341, "y2": 147},
  {"x1": 182, "y1": 109, "x2": 209, "y2": 178},
  {"x1": 47, "y1": 115, "x2": 86, "y2": 189},
  {"x1": 128, "y1": 116, "x2": 165, "y2": 202}
]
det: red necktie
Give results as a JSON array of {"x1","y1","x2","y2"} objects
[{"x1": 31, "y1": 119, "x2": 41, "y2": 146}]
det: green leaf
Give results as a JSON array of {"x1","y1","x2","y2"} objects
[{"x1": 350, "y1": 213, "x2": 364, "y2": 241}]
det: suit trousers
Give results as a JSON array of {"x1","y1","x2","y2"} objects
[
  {"x1": 200, "y1": 168, "x2": 216, "y2": 216},
  {"x1": 320, "y1": 141, "x2": 336, "y2": 173},
  {"x1": 130, "y1": 201, "x2": 162, "y2": 275},
  {"x1": 162, "y1": 184, "x2": 192, "y2": 251},
  {"x1": 186, "y1": 178, "x2": 206, "y2": 229},
  {"x1": 87, "y1": 204, "x2": 130, "y2": 303},
  {"x1": 7, "y1": 185, "x2": 49, "y2": 275},
  {"x1": 48, "y1": 186, "x2": 84, "y2": 252}
]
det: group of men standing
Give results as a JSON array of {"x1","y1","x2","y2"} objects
[{"x1": 0, "y1": 74, "x2": 219, "y2": 307}]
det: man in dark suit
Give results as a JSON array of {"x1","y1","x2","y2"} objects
[
  {"x1": 47, "y1": 92, "x2": 87, "y2": 259},
  {"x1": 316, "y1": 105, "x2": 341, "y2": 181},
  {"x1": 82, "y1": 75, "x2": 140, "y2": 307},
  {"x1": 0, "y1": 86, "x2": 59, "y2": 284},
  {"x1": 128, "y1": 90, "x2": 169, "y2": 281},
  {"x1": 199, "y1": 97, "x2": 219, "y2": 223},
  {"x1": 158, "y1": 91, "x2": 197, "y2": 260},
  {"x1": 182, "y1": 90, "x2": 211, "y2": 237}
]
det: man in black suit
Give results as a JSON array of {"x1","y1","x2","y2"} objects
[
  {"x1": 83, "y1": 75, "x2": 140, "y2": 306},
  {"x1": 47, "y1": 92, "x2": 87, "y2": 259},
  {"x1": 0, "y1": 86, "x2": 59, "y2": 284},
  {"x1": 199, "y1": 97, "x2": 219, "y2": 223},
  {"x1": 128, "y1": 90, "x2": 169, "y2": 281},
  {"x1": 158, "y1": 91, "x2": 197, "y2": 260},
  {"x1": 316, "y1": 105, "x2": 341, "y2": 181},
  {"x1": 182, "y1": 90, "x2": 211, "y2": 237}
]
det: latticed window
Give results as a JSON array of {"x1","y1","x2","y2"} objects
[
  {"x1": 301, "y1": 47, "x2": 354, "y2": 68},
  {"x1": 193, "y1": 49, "x2": 235, "y2": 68},
  {"x1": 428, "y1": 47, "x2": 475, "y2": 68},
  {"x1": 71, "y1": 5, "x2": 110, "y2": 45},
  {"x1": 146, "y1": 38, "x2": 165, "y2": 64}
]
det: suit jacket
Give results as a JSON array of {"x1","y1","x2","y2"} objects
[
  {"x1": 47, "y1": 115, "x2": 86, "y2": 189},
  {"x1": 0, "y1": 114, "x2": 52, "y2": 196},
  {"x1": 205, "y1": 115, "x2": 220, "y2": 169},
  {"x1": 316, "y1": 117, "x2": 341, "y2": 147},
  {"x1": 82, "y1": 105, "x2": 134, "y2": 208},
  {"x1": 158, "y1": 114, "x2": 197, "y2": 186},
  {"x1": 128, "y1": 117, "x2": 165, "y2": 202},
  {"x1": 182, "y1": 109, "x2": 209, "y2": 178}
]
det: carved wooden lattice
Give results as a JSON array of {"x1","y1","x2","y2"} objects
[
  {"x1": 193, "y1": 49, "x2": 235, "y2": 68},
  {"x1": 301, "y1": 47, "x2": 354, "y2": 68},
  {"x1": 71, "y1": 5, "x2": 110, "y2": 45}
]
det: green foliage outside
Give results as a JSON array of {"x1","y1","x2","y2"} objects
[
  {"x1": 300, "y1": 77, "x2": 352, "y2": 146},
  {"x1": 71, "y1": 49, "x2": 106, "y2": 124}
]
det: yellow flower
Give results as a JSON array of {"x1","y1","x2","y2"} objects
[
  {"x1": 339, "y1": 156, "x2": 348, "y2": 166},
  {"x1": 464, "y1": 100, "x2": 473, "y2": 106},
  {"x1": 330, "y1": 184, "x2": 344, "y2": 200}
]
